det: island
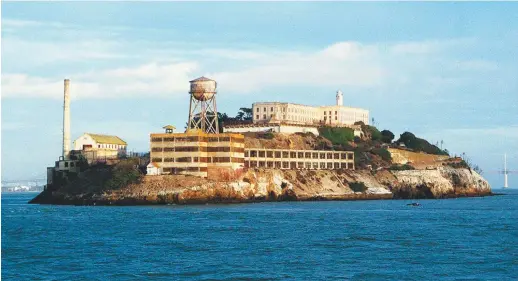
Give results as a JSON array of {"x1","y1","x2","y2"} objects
[{"x1": 30, "y1": 77, "x2": 491, "y2": 206}]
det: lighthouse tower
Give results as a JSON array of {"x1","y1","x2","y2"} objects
[{"x1": 336, "y1": 90, "x2": 343, "y2": 106}]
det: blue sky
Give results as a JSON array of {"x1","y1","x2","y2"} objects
[{"x1": 1, "y1": 2, "x2": 517, "y2": 187}]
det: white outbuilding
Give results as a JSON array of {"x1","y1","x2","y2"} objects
[
  {"x1": 146, "y1": 162, "x2": 162, "y2": 175},
  {"x1": 73, "y1": 133, "x2": 127, "y2": 159}
]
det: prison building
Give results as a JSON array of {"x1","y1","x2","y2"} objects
[
  {"x1": 244, "y1": 148, "x2": 355, "y2": 170},
  {"x1": 149, "y1": 131, "x2": 245, "y2": 178},
  {"x1": 252, "y1": 90, "x2": 369, "y2": 126}
]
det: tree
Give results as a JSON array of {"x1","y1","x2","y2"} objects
[
  {"x1": 237, "y1": 107, "x2": 253, "y2": 121},
  {"x1": 217, "y1": 112, "x2": 232, "y2": 133},
  {"x1": 396, "y1": 132, "x2": 448, "y2": 155},
  {"x1": 368, "y1": 126, "x2": 382, "y2": 141},
  {"x1": 380, "y1": 130, "x2": 395, "y2": 144}
]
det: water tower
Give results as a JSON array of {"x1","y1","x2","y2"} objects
[{"x1": 187, "y1": 76, "x2": 219, "y2": 134}]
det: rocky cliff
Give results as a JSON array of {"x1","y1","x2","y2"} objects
[{"x1": 30, "y1": 166, "x2": 491, "y2": 205}]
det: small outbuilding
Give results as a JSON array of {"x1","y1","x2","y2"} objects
[
  {"x1": 73, "y1": 133, "x2": 127, "y2": 159},
  {"x1": 146, "y1": 162, "x2": 162, "y2": 175}
]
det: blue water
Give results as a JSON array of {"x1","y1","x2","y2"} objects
[{"x1": 2, "y1": 191, "x2": 518, "y2": 281}]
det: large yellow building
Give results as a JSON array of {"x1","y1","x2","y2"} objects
[
  {"x1": 149, "y1": 130, "x2": 245, "y2": 179},
  {"x1": 252, "y1": 90, "x2": 369, "y2": 126}
]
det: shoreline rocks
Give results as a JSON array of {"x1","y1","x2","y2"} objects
[{"x1": 29, "y1": 167, "x2": 492, "y2": 206}]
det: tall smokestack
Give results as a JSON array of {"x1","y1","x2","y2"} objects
[{"x1": 63, "y1": 79, "x2": 71, "y2": 159}]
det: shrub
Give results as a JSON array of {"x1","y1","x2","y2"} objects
[
  {"x1": 349, "y1": 182, "x2": 367, "y2": 192},
  {"x1": 318, "y1": 127, "x2": 354, "y2": 145},
  {"x1": 372, "y1": 147, "x2": 392, "y2": 162},
  {"x1": 381, "y1": 130, "x2": 395, "y2": 143},
  {"x1": 397, "y1": 132, "x2": 448, "y2": 155},
  {"x1": 368, "y1": 126, "x2": 382, "y2": 141},
  {"x1": 389, "y1": 164, "x2": 415, "y2": 171},
  {"x1": 104, "y1": 159, "x2": 142, "y2": 190},
  {"x1": 261, "y1": 132, "x2": 275, "y2": 139}
]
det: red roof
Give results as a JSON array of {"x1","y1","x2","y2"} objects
[{"x1": 147, "y1": 162, "x2": 161, "y2": 168}]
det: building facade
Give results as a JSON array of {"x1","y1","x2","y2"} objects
[
  {"x1": 244, "y1": 148, "x2": 355, "y2": 170},
  {"x1": 73, "y1": 133, "x2": 127, "y2": 159},
  {"x1": 252, "y1": 90, "x2": 369, "y2": 126},
  {"x1": 149, "y1": 131, "x2": 245, "y2": 178}
]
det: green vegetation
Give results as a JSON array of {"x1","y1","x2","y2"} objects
[
  {"x1": 261, "y1": 132, "x2": 275, "y2": 139},
  {"x1": 389, "y1": 164, "x2": 415, "y2": 171},
  {"x1": 104, "y1": 159, "x2": 142, "y2": 190},
  {"x1": 235, "y1": 107, "x2": 253, "y2": 121},
  {"x1": 367, "y1": 126, "x2": 382, "y2": 141},
  {"x1": 381, "y1": 130, "x2": 395, "y2": 144},
  {"x1": 318, "y1": 127, "x2": 354, "y2": 145},
  {"x1": 397, "y1": 132, "x2": 449, "y2": 155},
  {"x1": 371, "y1": 147, "x2": 392, "y2": 161},
  {"x1": 349, "y1": 182, "x2": 368, "y2": 192}
]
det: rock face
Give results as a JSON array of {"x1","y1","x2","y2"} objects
[
  {"x1": 390, "y1": 167, "x2": 491, "y2": 198},
  {"x1": 30, "y1": 166, "x2": 491, "y2": 205}
]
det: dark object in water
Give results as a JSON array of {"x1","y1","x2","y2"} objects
[{"x1": 407, "y1": 202, "x2": 421, "y2": 206}]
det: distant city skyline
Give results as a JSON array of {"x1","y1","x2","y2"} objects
[{"x1": 1, "y1": 2, "x2": 517, "y2": 188}]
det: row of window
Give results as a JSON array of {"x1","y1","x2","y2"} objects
[
  {"x1": 97, "y1": 143, "x2": 125, "y2": 149},
  {"x1": 151, "y1": 136, "x2": 244, "y2": 143},
  {"x1": 256, "y1": 106, "x2": 318, "y2": 115},
  {"x1": 152, "y1": 157, "x2": 244, "y2": 163},
  {"x1": 245, "y1": 150, "x2": 353, "y2": 160},
  {"x1": 151, "y1": 146, "x2": 244, "y2": 153},
  {"x1": 245, "y1": 161, "x2": 353, "y2": 169},
  {"x1": 56, "y1": 161, "x2": 77, "y2": 168},
  {"x1": 163, "y1": 167, "x2": 207, "y2": 173},
  {"x1": 254, "y1": 113, "x2": 367, "y2": 123}
]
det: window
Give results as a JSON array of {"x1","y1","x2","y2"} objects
[
  {"x1": 335, "y1": 111, "x2": 337, "y2": 115},
  {"x1": 271, "y1": 114, "x2": 273, "y2": 118},
  {"x1": 263, "y1": 114, "x2": 266, "y2": 119},
  {"x1": 324, "y1": 111, "x2": 327, "y2": 115},
  {"x1": 271, "y1": 107, "x2": 273, "y2": 111},
  {"x1": 335, "y1": 116, "x2": 337, "y2": 120},
  {"x1": 264, "y1": 107, "x2": 266, "y2": 112},
  {"x1": 256, "y1": 107, "x2": 259, "y2": 112},
  {"x1": 98, "y1": 144, "x2": 101, "y2": 148},
  {"x1": 256, "y1": 115, "x2": 259, "y2": 119},
  {"x1": 64, "y1": 162, "x2": 69, "y2": 168}
]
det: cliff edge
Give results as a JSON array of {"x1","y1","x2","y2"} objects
[{"x1": 30, "y1": 166, "x2": 491, "y2": 205}]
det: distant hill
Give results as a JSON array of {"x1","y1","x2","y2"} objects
[{"x1": 2, "y1": 185, "x2": 44, "y2": 193}]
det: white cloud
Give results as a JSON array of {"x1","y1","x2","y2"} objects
[
  {"x1": 0, "y1": 25, "x2": 504, "y2": 101},
  {"x1": 1, "y1": 37, "x2": 127, "y2": 69},
  {"x1": 208, "y1": 42, "x2": 386, "y2": 93},
  {"x1": 390, "y1": 38, "x2": 476, "y2": 55},
  {"x1": 2, "y1": 62, "x2": 199, "y2": 99}
]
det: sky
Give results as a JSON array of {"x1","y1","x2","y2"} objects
[{"x1": 1, "y1": 2, "x2": 517, "y2": 188}]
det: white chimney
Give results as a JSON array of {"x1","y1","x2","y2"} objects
[
  {"x1": 63, "y1": 79, "x2": 71, "y2": 159},
  {"x1": 336, "y1": 90, "x2": 343, "y2": 106}
]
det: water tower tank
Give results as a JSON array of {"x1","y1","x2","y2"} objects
[{"x1": 189, "y1": 76, "x2": 217, "y2": 101}]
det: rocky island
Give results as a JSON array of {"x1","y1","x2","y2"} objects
[
  {"x1": 30, "y1": 128, "x2": 491, "y2": 206},
  {"x1": 31, "y1": 77, "x2": 491, "y2": 206}
]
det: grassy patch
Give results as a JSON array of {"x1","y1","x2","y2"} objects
[
  {"x1": 318, "y1": 127, "x2": 354, "y2": 146},
  {"x1": 104, "y1": 159, "x2": 142, "y2": 190}
]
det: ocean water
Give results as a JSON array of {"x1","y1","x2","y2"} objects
[{"x1": 2, "y1": 191, "x2": 518, "y2": 281}]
